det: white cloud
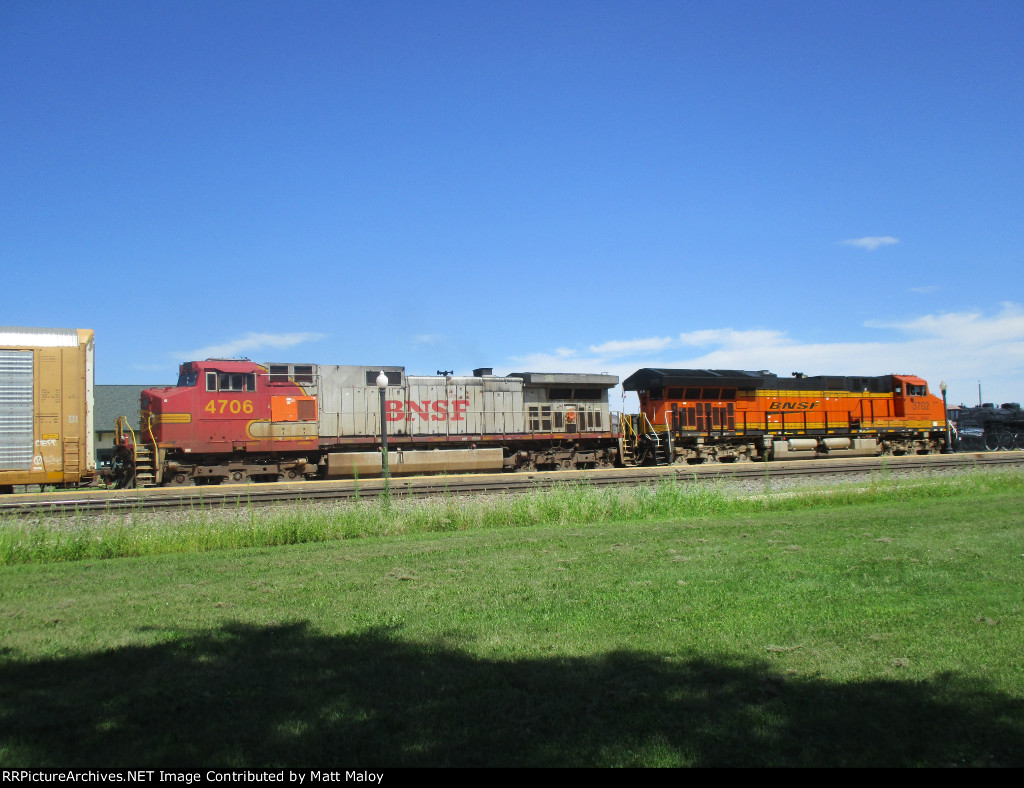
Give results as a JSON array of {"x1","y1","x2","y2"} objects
[
  {"x1": 413, "y1": 334, "x2": 443, "y2": 346},
  {"x1": 866, "y1": 302, "x2": 1024, "y2": 347},
  {"x1": 839, "y1": 236, "x2": 899, "y2": 251},
  {"x1": 504, "y1": 303, "x2": 1024, "y2": 409},
  {"x1": 589, "y1": 337, "x2": 673, "y2": 355},
  {"x1": 677, "y1": 328, "x2": 791, "y2": 348},
  {"x1": 175, "y1": 332, "x2": 326, "y2": 360}
]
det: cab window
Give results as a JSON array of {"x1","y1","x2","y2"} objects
[{"x1": 207, "y1": 372, "x2": 256, "y2": 392}]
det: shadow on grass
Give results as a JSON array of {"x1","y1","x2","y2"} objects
[{"x1": 1, "y1": 622, "x2": 1021, "y2": 767}]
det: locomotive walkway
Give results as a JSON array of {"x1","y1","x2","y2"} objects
[{"x1": 2, "y1": 450, "x2": 1022, "y2": 518}]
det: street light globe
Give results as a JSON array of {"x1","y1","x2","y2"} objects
[
  {"x1": 940, "y1": 380, "x2": 947, "y2": 393},
  {"x1": 376, "y1": 371, "x2": 389, "y2": 389}
]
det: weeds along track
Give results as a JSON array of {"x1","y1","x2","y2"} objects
[{"x1": 2, "y1": 451, "x2": 1022, "y2": 519}]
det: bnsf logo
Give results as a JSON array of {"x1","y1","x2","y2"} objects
[
  {"x1": 386, "y1": 399, "x2": 470, "y2": 422},
  {"x1": 768, "y1": 401, "x2": 821, "y2": 411}
]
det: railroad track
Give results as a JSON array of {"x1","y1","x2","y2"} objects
[{"x1": 2, "y1": 451, "x2": 1022, "y2": 518}]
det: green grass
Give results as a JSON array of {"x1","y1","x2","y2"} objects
[
  {"x1": 0, "y1": 467, "x2": 1013, "y2": 565},
  {"x1": 0, "y1": 469, "x2": 1021, "y2": 766}
]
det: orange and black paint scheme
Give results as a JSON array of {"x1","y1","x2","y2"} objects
[{"x1": 622, "y1": 368, "x2": 948, "y2": 464}]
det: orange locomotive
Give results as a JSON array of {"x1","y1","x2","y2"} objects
[{"x1": 621, "y1": 369, "x2": 948, "y2": 464}]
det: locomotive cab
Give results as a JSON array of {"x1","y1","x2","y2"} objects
[
  {"x1": 149, "y1": 360, "x2": 322, "y2": 455},
  {"x1": 111, "y1": 359, "x2": 322, "y2": 487},
  {"x1": 890, "y1": 375, "x2": 945, "y2": 423}
]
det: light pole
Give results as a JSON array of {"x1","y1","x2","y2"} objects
[
  {"x1": 376, "y1": 371, "x2": 390, "y2": 478},
  {"x1": 940, "y1": 380, "x2": 952, "y2": 453}
]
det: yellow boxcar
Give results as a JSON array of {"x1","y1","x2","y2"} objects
[{"x1": 0, "y1": 327, "x2": 95, "y2": 492}]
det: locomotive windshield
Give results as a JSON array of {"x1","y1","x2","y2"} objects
[{"x1": 177, "y1": 368, "x2": 198, "y2": 387}]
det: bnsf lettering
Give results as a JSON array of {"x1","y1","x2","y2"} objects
[
  {"x1": 386, "y1": 399, "x2": 470, "y2": 422},
  {"x1": 768, "y1": 401, "x2": 820, "y2": 410}
]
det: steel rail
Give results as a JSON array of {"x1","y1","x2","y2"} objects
[{"x1": 2, "y1": 451, "x2": 1021, "y2": 518}]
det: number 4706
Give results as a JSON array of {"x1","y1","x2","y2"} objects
[{"x1": 205, "y1": 399, "x2": 254, "y2": 415}]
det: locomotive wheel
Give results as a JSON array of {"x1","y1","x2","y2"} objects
[
  {"x1": 985, "y1": 434, "x2": 1000, "y2": 451},
  {"x1": 1015, "y1": 433, "x2": 1024, "y2": 450}
]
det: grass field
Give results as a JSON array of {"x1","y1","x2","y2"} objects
[{"x1": 0, "y1": 469, "x2": 1022, "y2": 767}]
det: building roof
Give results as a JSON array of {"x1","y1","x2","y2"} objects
[{"x1": 95, "y1": 385, "x2": 155, "y2": 432}]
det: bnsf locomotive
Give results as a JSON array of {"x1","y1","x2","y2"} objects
[
  {"x1": 621, "y1": 368, "x2": 949, "y2": 464},
  {"x1": 110, "y1": 359, "x2": 620, "y2": 487}
]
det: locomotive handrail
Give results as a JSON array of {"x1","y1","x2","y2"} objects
[
  {"x1": 640, "y1": 412, "x2": 659, "y2": 437},
  {"x1": 621, "y1": 413, "x2": 638, "y2": 445},
  {"x1": 141, "y1": 410, "x2": 161, "y2": 484},
  {"x1": 115, "y1": 415, "x2": 138, "y2": 452},
  {"x1": 624, "y1": 412, "x2": 660, "y2": 441},
  {"x1": 140, "y1": 410, "x2": 159, "y2": 452}
]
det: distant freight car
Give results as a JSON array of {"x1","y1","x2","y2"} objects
[
  {"x1": 110, "y1": 360, "x2": 619, "y2": 487},
  {"x1": 0, "y1": 327, "x2": 96, "y2": 492},
  {"x1": 621, "y1": 368, "x2": 948, "y2": 464}
]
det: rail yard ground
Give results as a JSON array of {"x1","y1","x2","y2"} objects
[{"x1": 1, "y1": 467, "x2": 1022, "y2": 767}]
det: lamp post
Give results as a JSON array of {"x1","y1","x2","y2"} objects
[
  {"x1": 940, "y1": 380, "x2": 952, "y2": 453},
  {"x1": 376, "y1": 371, "x2": 390, "y2": 478}
]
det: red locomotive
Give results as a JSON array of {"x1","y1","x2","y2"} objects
[{"x1": 110, "y1": 359, "x2": 620, "y2": 487}]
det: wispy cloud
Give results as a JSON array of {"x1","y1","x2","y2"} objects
[
  {"x1": 839, "y1": 236, "x2": 899, "y2": 251},
  {"x1": 413, "y1": 334, "x2": 443, "y2": 346},
  {"x1": 589, "y1": 337, "x2": 673, "y2": 355},
  {"x1": 866, "y1": 302, "x2": 1024, "y2": 347},
  {"x1": 175, "y1": 332, "x2": 326, "y2": 360},
  {"x1": 677, "y1": 328, "x2": 791, "y2": 348},
  {"x1": 908, "y1": 285, "x2": 939, "y2": 294}
]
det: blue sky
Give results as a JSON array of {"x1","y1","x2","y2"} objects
[{"x1": 2, "y1": 0, "x2": 1022, "y2": 409}]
